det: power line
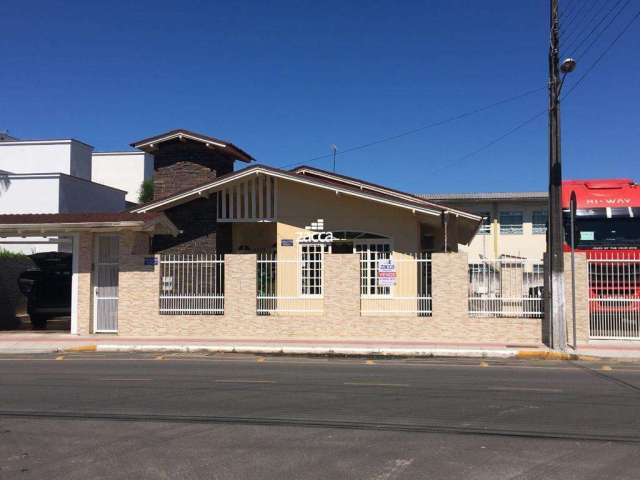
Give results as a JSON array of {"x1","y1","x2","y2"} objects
[
  {"x1": 563, "y1": 6, "x2": 640, "y2": 99},
  {"x1": 560, "y1": 0, "x2": 594, "y2": 36},
  {"x1": 429, "y1": 110, "x2": 546, "y2": 174},
  {"x1": 278, "y1": 86, "x2": 545, "y2": 169},
  {"x1": 560, "y1": 0, "x2": 607, "y2": 47},
  {"x1": 570, "y1": 0, "x2": 632, "y2": 59}
]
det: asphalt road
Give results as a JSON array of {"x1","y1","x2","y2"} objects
[{"x1": 1, "y1": 353, "x2": 640, "y2": 479}]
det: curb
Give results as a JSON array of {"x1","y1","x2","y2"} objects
[
  {"x1": 516, "y1": 350, "x2": 578, "y2": 360},
  {"x1": 63, "y1": 345, "x2": 97, "y2": 353},
  {"x1": 95, "y1": 344, "x2": 519, "y2": 358}
]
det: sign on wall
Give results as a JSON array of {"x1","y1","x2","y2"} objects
[
  {"x1": 144, "y1": 256, "x2": 158, "y2": 266},
  {"x1": 162, "y1": 276, "x2": 174, "y2": 292},
  {"x1": 297, "y1": 231, "x2": 335, "y2": 244},
  {"x1": 377, "y1": 259, "x2": 397, "y2": 287}
]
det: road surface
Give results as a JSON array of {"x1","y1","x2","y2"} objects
[{"x1": 1, "y1": 353, "x2": 639, "y2": 479}]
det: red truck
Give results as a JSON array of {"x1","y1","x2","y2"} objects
[{"x1": 562, "y1": 179, "x2": 640, "y2": 337}]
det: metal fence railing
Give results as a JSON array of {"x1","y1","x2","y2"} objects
[
  {"x1": 159, "y1": 254, "x2": 224, "y2": 315},
  {"x1": 256, "y1": 254, "x2": 324, "y2": 315},
  {"x1": 359, "y1": 253, "x2": 432, "y2": 317},
  {"x1": 468, "y1": 258, "x2": 544, "y2": 318},
  {"x1": 588, "y1": 251, "x2": 640, "y2": 340}
]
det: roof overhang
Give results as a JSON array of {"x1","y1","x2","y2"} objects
[
  {"x1": 132, "y1": 166, "x2": 482, "y2": 233},
  {"x1": 130, "y1": 129, "x2": 254, "y2": 162},
  {"x1": 0, "y1": 214, "x2": 178, "y2": 238}
]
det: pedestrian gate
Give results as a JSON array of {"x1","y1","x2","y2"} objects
[{"x1": 93, "y1": 235, "x2": 120, "y2": 333}]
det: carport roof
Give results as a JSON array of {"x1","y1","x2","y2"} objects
[{"x1": 0, "y1": 212, "x2": 178, "y2": 236}]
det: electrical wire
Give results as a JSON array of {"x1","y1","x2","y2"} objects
[
  {"x1": 562, "y1": 6, "x2": 640, "y2": 99},
  {"x1": 278, "y1": 86, "x2": 545, "y2": 169},
  {"x1": 570, "y1": 0, "x2": 632, "y2": 59},
  {"x1": 560, "y1": 0, "x2": 607, "y2": 48}
]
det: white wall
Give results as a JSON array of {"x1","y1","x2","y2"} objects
[
  {"x1": 0, "y1": 173, "x2": 125, "y2": 253},
  {"x1": 59, "y1": 174, "x2": 125, "y2": 212},
  {"x1": 0, "y1": 140, "x2": 94, "y2": 179},
  {"x1": 92, "y1": 151, "x2": 154, "y2": 203}
]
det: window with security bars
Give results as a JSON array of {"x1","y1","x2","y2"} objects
[
  {"x1": 500, "y1": 211, "x2": 523, "y2": 235},
  {"x1": 300, "y1": 244, "x2": 324, "y2": 296},
  {"x1": 532, "y1": 210, "x2": 547, "y2": 234},
  {"x1": 478, "y1": 212, "x2": 491, "y2": 234},
  {"x1": 356, "y1": 242, "x2": 392, "y2": 295}
]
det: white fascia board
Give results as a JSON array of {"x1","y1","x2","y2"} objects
[
  {"x1": 132, "y1": 167, "x2": 445, "y2": 218},
  {"x1": 295, "y1": 168, "x2": 481, "y2": 221},
  {"x1": 92, "y1": 151, "x2": 146, "y2": 156},
  {"x1": 0, "y1": 139, "x2": 94, "y2": 149},
  {"x1": 135, "y1": 133, "x2": 227, "y2": 149}
]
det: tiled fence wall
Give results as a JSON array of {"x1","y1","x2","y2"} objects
[{"x1": 74, "y1": 232, "x2": 557, "y2": 344}]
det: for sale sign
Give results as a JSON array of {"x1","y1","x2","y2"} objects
[{"x1": 377, "y1": 259, "x2": 396, "y2": 287}]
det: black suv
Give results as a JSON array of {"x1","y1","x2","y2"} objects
[{"x1": 17, "y1": 252, "x2": 72, "y2": 329}]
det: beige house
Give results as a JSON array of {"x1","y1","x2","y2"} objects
[{"x1": 419, "y1": 192, "x2": 549, "y2": 261}]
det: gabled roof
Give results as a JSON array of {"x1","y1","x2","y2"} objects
[
  {"x1": 131, "y1": 164, "x2": 481, "y2": 223},
  {"x1": 0, "y1": 212, "x2": 178, "y2": 236},
  {"x1": 291, "y1": 166, "x2": 478, "y2": 219},
  {"x1": 130, "y1": 129, "x2": 254, "y2": 162}
]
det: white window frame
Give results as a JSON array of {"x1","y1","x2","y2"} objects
[
  {"x1": 477, "y1": 212, "x2": 492, "y2": 234},
  {"x1": 354, "y1": 239, "x2": 393, "y2": 297},
  {"x1": 532, "y1": 210, "x2": 547, "y2": 234},
  {"x1": 299, "y1": 243, "x2": 325, "y2": 297},
  {"x1": 500, "y1": 211, "x2": 524, "y2": 235}
]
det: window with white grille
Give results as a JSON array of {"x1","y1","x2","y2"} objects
[
  {"x1": 532, "y1": 210, "x2": 547, "y2": 234},
  {"x1": 356, "y1": 241, "x2": 392, "y2": 296},
  {"x1": 478, "y1": 212, "x2": 491, "y2": 234},
  {"x1": 500, "y1": 211, "x2": 523, "y2": 235},
  {"x1": 300, "y1": 244, "x2": 324, "y2": 296}
]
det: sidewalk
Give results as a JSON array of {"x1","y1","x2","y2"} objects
[
  {"x1": 0, "y1": 332, "x2": 542, "y2": 358},
  {"x1": 1, "y1": 332, "x2": 639, "y2": 360}
]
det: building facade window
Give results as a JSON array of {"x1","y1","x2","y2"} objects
[
  {"x1": 300, "y1": 244, "x2": 324, "y2": 296},
  {"x1": 532, "y1": 210, "x2": 548, "y2": 234},
  {"x1": 500, "y1": 211, "x2": 523, "y2": 235},
  {"x1": 477, "y1": 212, "x2": 491, "y2": 234},
  {"x1": 355, "y1": 241, "x2": 392, "y2": 296}
]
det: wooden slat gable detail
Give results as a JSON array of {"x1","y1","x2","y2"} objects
[{"x1": 216, "y1": 175, "x2": 277, "y2": 222}]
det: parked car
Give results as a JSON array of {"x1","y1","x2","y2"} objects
[{"x1": 17, "y1": 252, "x2": 72, "y2": 329}]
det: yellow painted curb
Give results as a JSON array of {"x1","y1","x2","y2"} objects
[
  {"x1": 516, "y1": 351, "x2": 578, "y2": 361},
  {"x1": 64, "y1": 345, "x2": 97, "y2": 353}
]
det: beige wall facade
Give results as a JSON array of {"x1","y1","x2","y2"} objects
[{"x1": 431, "y1": 198, "x2": 548, "y2": 261}]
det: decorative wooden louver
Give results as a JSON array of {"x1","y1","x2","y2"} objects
[{"x1": 216, "y1": 175, "x2": 277, "y2": 222}]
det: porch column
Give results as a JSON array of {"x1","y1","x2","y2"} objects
[{"x1": 76, "y1": 232, "x2": 94, "y2": 335}]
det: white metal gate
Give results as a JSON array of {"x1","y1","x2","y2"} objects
[
  {"x1": 93, "y1": 235, "x2": 119, "y2": 333},
  {"x1": 588, "y1": 252, "x2": 640, "y2": 340}
]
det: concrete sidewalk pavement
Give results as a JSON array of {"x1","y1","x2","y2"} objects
[{"x1": 0, "y1": 332, "x2": 638, "y2": 360}]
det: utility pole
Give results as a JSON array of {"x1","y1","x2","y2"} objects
[{"x1": 548, "y1": 0, "x2": 567, "y2": 351}]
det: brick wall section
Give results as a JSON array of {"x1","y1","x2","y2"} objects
[
  {"x1": 564, "y1": 252, "x2": 589, "y2": 344},
  {"x1": 76, "y1": 232, "x2": 93, "y2": 335},
  {"x1": 324, "y1": 254, "x2": 360, "y2": 322},
  {"x1": 112, "y1": 249, "x2": 543, "y2": 344},
  {"x1": 152, "y1": 140, "x2": 234, "y2": 200}
]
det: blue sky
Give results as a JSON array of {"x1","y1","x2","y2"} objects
[{"x1": 1, "y1": 1, "x2": 638, "y2": 194}]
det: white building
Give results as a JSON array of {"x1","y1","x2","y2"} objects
[
  {"x1": 420, "y1": 191, "x2": 548, "y2": 261},
  {"x1": 92, "y1": 151, "x2": 154, "y2": 203},
  {"x1": 0, "y1": 138, "x2": 128, "y2": 253}
]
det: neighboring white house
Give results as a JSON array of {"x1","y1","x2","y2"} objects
[
  {"x1": 91, "y1": 151, "x2": 154, "y2": 203},
  {"x1": 0, "y1": 139, "x2": 127, "y2": 253}
]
